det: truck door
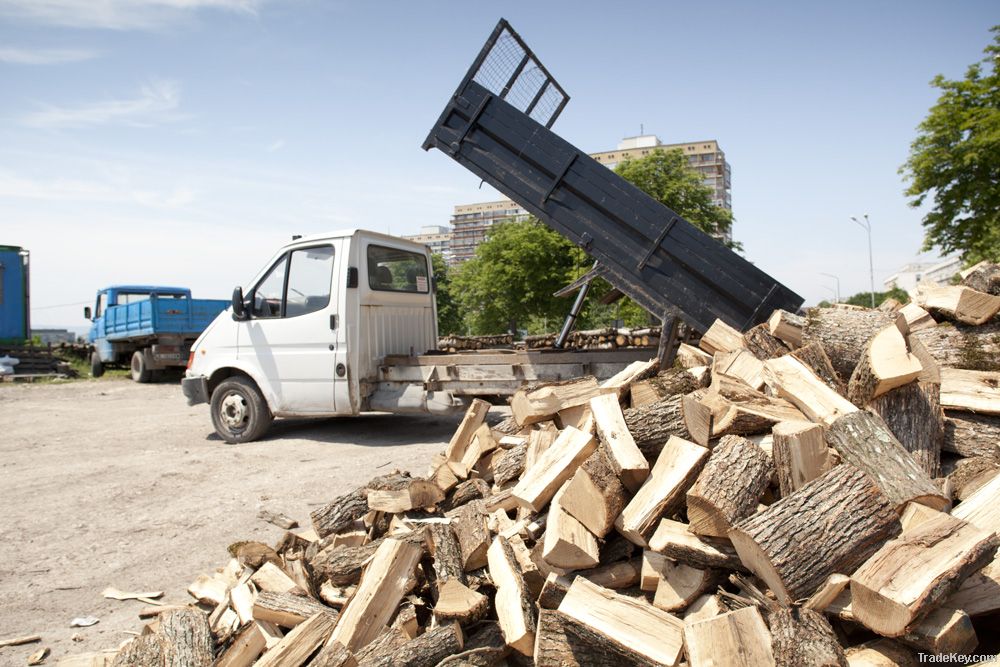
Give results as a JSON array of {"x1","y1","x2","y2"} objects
[{"x1": 239, "y1": 242, "x2": 341, "y2": 413}]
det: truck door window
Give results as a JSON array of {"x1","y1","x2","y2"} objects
[
  {"x1": 366, "y1": 245, "x2": 429, "y2": 293},
  {"x1": 96, "y1": 293, "x2": 108, "y2": 318},
  {"x1": 251, "y1": 255, "x2": 287, "y2": 318},
  {"x1": 285, "y1": 246, "x2": 335, "y2": 317}
]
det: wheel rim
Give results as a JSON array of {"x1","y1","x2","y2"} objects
[
  {"x1": 131, "y1": 355, "x2": 141, "y2": 374},
  {"x1": 220, "y1": 392, "x2": 249, "y2": 431}
]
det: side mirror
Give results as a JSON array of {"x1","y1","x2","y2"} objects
[
  {"x1": 84, "y1": 306, "x2": 92, "y2": 320},
  {"x1": 231, "y1": 287, "x2": 248, "y2": 321}
]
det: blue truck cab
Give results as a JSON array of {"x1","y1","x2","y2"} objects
[{"x1": 86, "y1": 285, "x2": 228, "y2": 382}]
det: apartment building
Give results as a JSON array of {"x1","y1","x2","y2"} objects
[
  {"x1": 402, "y1": 225, "x2": 453, "y2": 262},
  {"x1": 447, "y1": 135, "x2": 732, "y2": 264}
]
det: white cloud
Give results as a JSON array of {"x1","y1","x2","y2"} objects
[
  {"x1": 266, "y1": 139, "x2": 285, "y2": 152},
  {"x1": 0, "y1": 169, "x2": 197, "y2": 208},
  {"x1": 20, "y1": 79, "x2": 184, "y2": 129},
  {"x1": 0, "y1": 46, "x2": 99, "y2": 64},
  {"x1": 0, "y1": 0, "x2": 264, "y2": 30}
]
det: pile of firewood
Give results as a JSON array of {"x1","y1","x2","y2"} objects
[
  {"x1": 66, "y1": 265, "x2": 1000, "y2": 667},
  {"x1": 525, "y1": 327, "x2": 661, "y2": 351},
  {"x1": 438, "y1": 335, "x2": 514, "y2": 352}
]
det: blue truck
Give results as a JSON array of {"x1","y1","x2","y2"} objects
[
  {"x1": 0, "y1": 245, "x2": 30, "y2": 344},
  {"x1": 85, "y1": 285, "x2": 228, "y2": 382}
]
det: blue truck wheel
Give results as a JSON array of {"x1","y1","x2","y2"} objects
[
  {"x1": 131, "y1": 350, "x2": 152, "y2": 383},
  {"x1": 90, "y1": 351, "x2": 104, "y2": 378}
]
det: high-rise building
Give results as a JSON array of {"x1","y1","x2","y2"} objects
[
  {"x1": 447, "y1": 135, "x2": 731, "y2": 264},
  {"x1": 402, "y1": 225, "x2": 453, "y2": 262}
]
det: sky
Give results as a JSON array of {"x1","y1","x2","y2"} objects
[{"x1": 1, "y1": 0, "x2": 997, "y2": 329}]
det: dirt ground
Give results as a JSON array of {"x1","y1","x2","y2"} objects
[{"x1": 0, "y1": 378, "x2": 466, "y2": 665}]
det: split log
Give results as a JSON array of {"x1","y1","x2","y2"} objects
[
  {"x1": 352, "y1": 629, "x2": 408, "y2": 665},
  {"x1": 842, "y1": 639, "x2": 918, "y2": 667},
  {"x1": 432, "y1": 578, "x2": 488, "y2": 623},
  {"x1": 949, "y1": 456, "x2": 1000, "y2": 501},
  {"x1": 683, "y1": 606, "x2": 775, "y2": 667},
  {"x1": 698, "y1": 377, "x2": 807, "y2": 439},
  {"x1": 487, "y1": 536, "x2": 537, "y2": 656},
  {"x1": 677, "y1": 342, "x2": 713, "y2": 368},
  {"x1": 252, "y1": 591, "x2": 337, "y2": 628},
  {"x1": 899, "y1": 302, "x2": 937, "y2": 332},
  {"x1": 523, "y1": 424, "x2": 558, "y2": 473},
  {"x1": 590, "y1": 393, "x2": 649, "y2": 492},
  {"x1": 768, "y1": 606, "x2": 847, "y2": 667},
  {"x1": 458, "y1": 424, "x2": 498, "y2": 477},
  {"x1": 436, "y1": 622, "x2": 507, "y2": 667},
  {"x1": 327, "y1": 537, "x2": 425, "y2": 652},
  {"x1": 440, "y1": 478, "x2": 490, "y2": 514},
  {"x1": 112, "y1": 608, "x2": 213, "y2": 667},
  {"x1": 763, "y1": 355, "x2": 857, "y2": 426},
  {"x1": 255, "y1": 612, "x2": 336, "y2": 667},
  {"x1": 648, "y1": 518, "x2": 743, "y2": 570},
  {"x1": 533, "y1": 609, "x2": 662, "y2": 667},
  {"x1": 511, "y1": 377, "x2": 610, "y2": 426},
  {"x1": 311, "y1": 541, "x2": 380, "y2": 587},
  {"x1": 681, "y1": 390, "x2": 715, "y2": 446},
  {"x1": 512, "y1": 426, "x2": 597, "y2": 512},
  {"x1": 311, "y1": 642, "x2": 356, "y2": 666},
  {"x1": 628, "y1": 368, "x2": 703, "y2": 406},
  {"x1": 910, "y1": 320, "x2": 1000, "y2": 372},
  {"x1": 847, "y1": 325, "x2": 922, "y2": 406},
  {"x1": 803, "y1": 573, "x2": 851, "y2": 612},
  {"x1": 652, "y1": 560, "x2": 714, "y2": 613},
  {"x1": 557, "y1": 577, "x2": 685, "y2": 667},
  {"x1": 768, "y1": 309, "x2": 806, "y2": 348},
  {"x1": 311, "y1": 488, "x2": 370, "y2": 539},
  {"x1": 896, "y1": 606, "x2": 978, "y2": 656},
  {"x1": 743, "y1": 322, "x2": 791, "y2": 360},
  {"x1": 251, "y1": 561, "x2": 299, "y2": 594},
  {"x1": 943, "y1": 410, "x2": 1000, "y2": 458},
  {"x1": 772, "y1": 420, "x2": 829, "y2": 497},
  {"x1": 600, "y1": 358, "x2": 658, "y2": 396},
  {"x1": 850, "y1": 512, "x2": 998, "y2": 636},
  {"x1": 542, "y1": 483, "x2": 600, "y2": 571},
  {"x1": 729, "y1": 464, "x2": 901, "y2": 604},
  {"x1": 713, "y1": 349, "x2": 766, "y2": 390},
  {"x1": 825, "y1": 411, "x2": 948, "y2": 511},
  {"x1": 445, "y1": 499, "x2": 490, "y2": 571},
  {"x1": 699, "y1": 318, "x2": 746, "y2": 355},
  {"x1": 686, "y1": 435, "x2": 774, "y2": 537},
  {"x1": 622, "y1": 394, "x2": 692, "y2": 459},
  {"x1": 867, "y1": 383, "x2": 943, "y2": 478},
  {"x1": 558, "y1": 447, "x2": 628, "y2": 537},
  {"x1": 940, "y1": 367, "x2": 1000, "y2": 414},
  {"x1": 615, "y1": 435, "x2": 709, "y2": 546},
  {"x1": 491, "y1": 443, "x2": 526, "y2": 488},
  {"x1": 947, "y1": 552, "x2": 1000, "y2": 615},
  {"x1": 800, "y1": 307, "x2": 899, "y2": 379},
  {"x1": 357, "y1": 623, "x2": 463, "y2": 667},
  {"x1": 445, "y1": 399, "x2": 491, "y2": 463},
  {"x1": 427, "y1": 522, "x2": 465, "y2": 589},
  {"x1": 538, "y1": 572, "x2": 573, "y2": 610},
  {"x1": 952, "y1": 471, "x2": 1000, "y2": 535},
  {"x1": 579, "y1": 557, "x2": 642, "y2": 589},
  {"x1": 215, "y1": 623, "x2": 268, "y2": 667},
  {"x1": 962, "y1": 261, "x2": 1000, "y2": 295},
  {"x1": 790, "y1": 342, "x2": 847, "y2": 396},
  {"x1": 915, "y1": 285, "x2": 1000, "y2": 325}
]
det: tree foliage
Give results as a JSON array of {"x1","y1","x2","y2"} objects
[
  {"x1": 615, "y1": 148, "x2": 739, "y2": 250},
  {"x1": 842, "y1": 286, "x2": 910, "y2": 308},
  {"x1": 901, "y1": 26, "x2": 1000, "y2": 264}
]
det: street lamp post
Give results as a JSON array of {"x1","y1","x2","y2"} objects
[
  {"x1": 850, "y1": 214, "x2": 875, "y2": 308},
  {"x1": 820, "y1": 272, "x2": 841, "y2": 303}
]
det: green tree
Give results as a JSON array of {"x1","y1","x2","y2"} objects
[
  {"x1": 842, "y1": 286, "x2": 910, "y2": 308},
  {"x1": 452, "y1": 219, "x2": 586, "y2": 334},
  {"x1": 615, "y1": 148, "x2": 739, "y2": 250},
  {"x1": 901, "y1": 26, "x2": 1000, "y2": 264},
  {"x1": 431, "y1": 253, "x2": 464, "y2": 336}
]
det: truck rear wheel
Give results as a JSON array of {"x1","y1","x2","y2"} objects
[
  {"x1": 90, "y1": 352, "x2": 104, "y2": 378},
  {"x1": 210, "y1": 377, "x2": 273, "y2": 444},
  {"x1": 131, "y1": 350, "x2": 152, "y2": 383}
]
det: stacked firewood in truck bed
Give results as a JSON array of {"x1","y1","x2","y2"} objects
[
  {"x1": 525, "y1": 327, "x2": 662, "y2": 351},
  {"x1": 438, "y1": 334, "x2": 514, "y2": 352},
  {"x1": 71, "y1": 266, "x2": 1000, "y2": 666}
]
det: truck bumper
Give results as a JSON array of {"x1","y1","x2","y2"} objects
[{"x1": 182, "y1": 376, "x2": 209, "y2": 406}]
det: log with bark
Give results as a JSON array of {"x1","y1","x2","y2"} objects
[
  {"x1": 915, "y1": 285, "x2": 1000, "y2": 325},
  {"x1": 943, "y1": 410, "x2": 1000, "y2": 458},
  {"x1": 743, "y1": 322, "x2": 791, "y2": 360},
  {"x1": 771, "y1": 420, "x2": 829, "y2": 497},
  {"x1": 910, "y1": 320, "x2": 1000, "y2": 372},
  {"x1": 867, "y1": 382, "x2": 944, "y2": 478},
  {"x1": 112, "y1": 609, "x2": 214, "y2": 667},
  {"x1": 622, "y1": 394, "x2": 692, "y2": 458},
  {"x1": 558, "y1": 447, "x2": 628, "y2": 538},
  {"x1": 801, "y1": 307, "x2": 900, "y2": 379},
  {"x1": 846, "y1": 325, "x2": 923, "y2": 406},
  {"x1": 790, "y1": 342, "x2": 847, "y2": 396},
  {"x1": 768, "y1": 309, "x2": 806, "y2": 348},
  {"x1": 686, "y1": 434, "x2": 774, "y2": 537},
  {"x1": 940, "y1": 367, "x2": 1000, "y2": 415},
  {"x1": 961, "y1": 261, "x2": 1000, "y2": 295}
]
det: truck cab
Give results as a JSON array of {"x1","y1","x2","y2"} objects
[{"x1": 184, "y1": 230, "x2": 442, "y2": 442}]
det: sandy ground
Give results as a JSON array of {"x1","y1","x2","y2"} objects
[{"x1": 0, "y1": 378, "x2": 463, "y2": 665}]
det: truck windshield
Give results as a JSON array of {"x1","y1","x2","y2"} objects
[
  {"x1": 118, "y1": 292, "x2": 185, "y2": 304},
  {"x1": 367, "y1": 245, "x2": 429, "y2": 293}
]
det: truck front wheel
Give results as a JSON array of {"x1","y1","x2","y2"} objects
[
  {"x1": 210, "y1": 377, "x2": 273, "y2": 444},
  {"x1": 90, "y1": 352, "x2": 104, "y2": 378},
  {"x1": 131, "y1": 350, "x2": 152, "y2": 383}
]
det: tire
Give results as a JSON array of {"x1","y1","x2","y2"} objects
[
  {"x1": 210, "y1": 376, "x2": 273, "y2": 444},
  {"x1": 131, "y1": 350, "x2": 152, "y2": 383},
  {"x1": 90, "y1": 351, "x2": 104, "y2": 378}
]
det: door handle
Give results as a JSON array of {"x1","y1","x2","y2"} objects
[{"x1": 329, "y1": 314, "x2": 338, "y2": 330}]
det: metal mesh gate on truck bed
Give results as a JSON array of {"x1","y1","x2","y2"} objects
[{"x1": 423, "y1": 19, "x2": 804, "y2": 333}]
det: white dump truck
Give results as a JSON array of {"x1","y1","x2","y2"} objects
[{"x1": 182, "y1": 229, "x2": 654, "y2": 443}]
